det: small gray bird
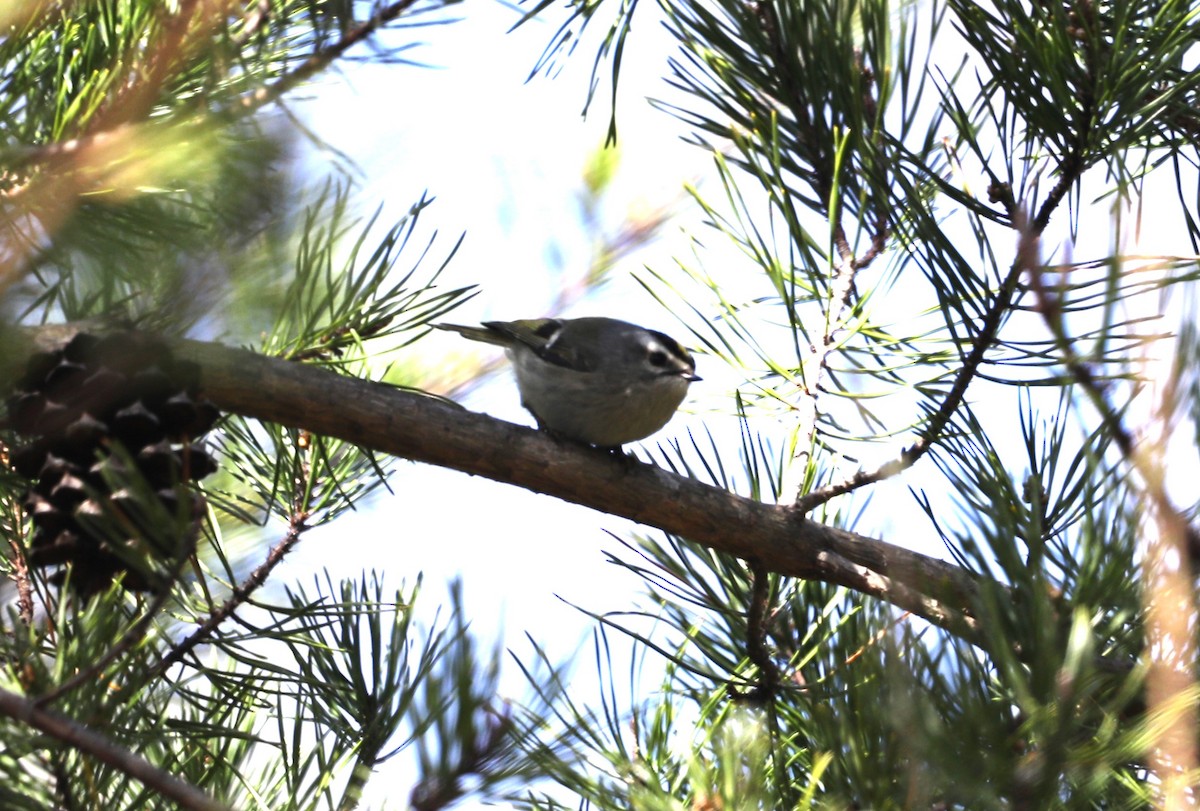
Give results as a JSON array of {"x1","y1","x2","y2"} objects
[{"x1": 439, "y1": 317, "x2": 699, "y2": 447}]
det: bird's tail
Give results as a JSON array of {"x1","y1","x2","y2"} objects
[{"x1": 433, "y1": 323, "x2": 509, "y2": 346}]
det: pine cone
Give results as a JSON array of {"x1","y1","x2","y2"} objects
[{"x1": 5, "y1": 332, "x2": 221, "y2": 595}]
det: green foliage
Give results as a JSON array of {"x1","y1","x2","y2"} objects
[
  {"x1": 504, "y1": 0, "x2": 1199, "y2": 808},
  {"x1": 1, "y1": 0, "x2": 1198, "y2": 808},
  {"x1": 0, "y1": 2, "x2": 514, "y2": 810},
  {"x1": 261, "y1": 185, "x2": 472, "y2": 364}
]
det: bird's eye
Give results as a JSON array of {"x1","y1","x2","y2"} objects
[
  {"x1": 533, "y1": 320, "x2": 561, "y2": 339},
  {"x1": 648, "y1": 349, "x2": 669, "y2": 367}
]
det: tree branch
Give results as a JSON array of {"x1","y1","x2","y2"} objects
[
  {"x1": 162, "y1": 331, "x2": 982, "y2": 639},
  {"x1": 18, "y1": 325, "x2": 988, "y2": 640}
]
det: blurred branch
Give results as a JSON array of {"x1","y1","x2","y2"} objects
[
  {"x1": 5, "y1": 0, "x2": 429, "y2": 173},
  {"x1": 0, "y1": 0, "x2": 433, "y2": 300},
  {"x1": 1020, "y1": 216, "x2": 1200, "y2": 800},
  {"x1": 1021, "y1": 231, "x2": 1200, "y2": 564},
  {"x1": 231, "y1": 0, "x2": 429, "y2": 117},
  {"x1": 409, "y1": 704, "x2": 514, "y2": 811}
]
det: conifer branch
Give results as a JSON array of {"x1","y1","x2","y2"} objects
[
  {"x1": 22, "y1": 322, "x2": 986, "y2": 640},
  {"x1": 0, "y1": 687, "x2": 234, "y2": 811}
]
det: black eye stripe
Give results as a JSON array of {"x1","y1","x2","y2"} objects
[
  {"x1": 533, "y1": 320, "x2": 561, "y2": 339},
  {"x1": 648, "y1": 349, "x2": 669, "y2": 366},
  {"x1": 649, "y1": 331, "x2": 689, "y2": 356}
]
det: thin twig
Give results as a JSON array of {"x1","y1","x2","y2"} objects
[
  {"x1": 799, "y1": 9, "x2": 1102, "y2": 514},
  {"x1": 788, "y1": 238, "x2": 861, "y2": 503},
  {"x1": 769, "y1": 49, "x2": 889, "y2": 504},
  {"x1": 794, "y1": 252, "x2": 1021, "y2": 514},
  {"x1": 0, "y1": 687, "x2": 233, "y2": 811},
  {"x1": 147, "y1": 511, "x2": 311, "y2": 679},
  {"x1": 843, "y1": 610, "x2": 913, "y2": 667},
  {"x1": 798, "y1": 189, "x2": 1087, "y2": 514},
  {"x1": 6, "y1": 533, "x2": 33, "y2": 626},
  {"x1": 728, "y1": 558, "x2": 780, "y2": 704},
  {"x1": 795, "y1": 449, "x2": 921, "y2": 514},
  {"x1": 852, "y1": 209, "x2": 891, "y2": 271}
]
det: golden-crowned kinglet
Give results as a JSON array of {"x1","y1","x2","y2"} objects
[{"x1": 439, "y1": 317, "x2": 700, "y2": 447}]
